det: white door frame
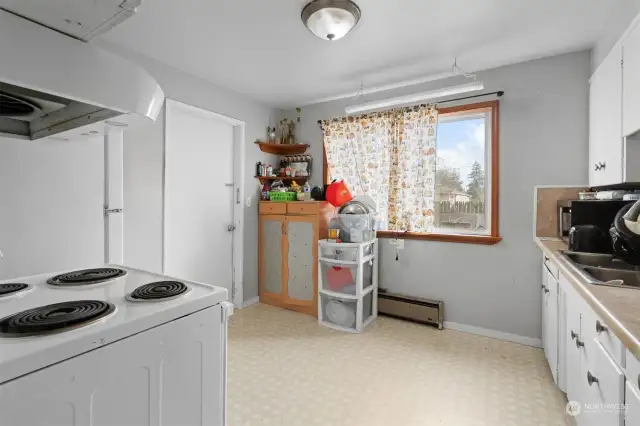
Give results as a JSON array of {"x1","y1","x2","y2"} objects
[{"x1": 163, "y1": 99, "x2": 245, "y2": 308}]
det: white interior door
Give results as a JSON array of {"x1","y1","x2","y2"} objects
[{"x1": 164, "y1": 100, "x2": 234, "y2": 298}]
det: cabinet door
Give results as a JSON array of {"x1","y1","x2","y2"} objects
[
  {"x1": 285, "y1": 216, "x2": 317, "y2": 316},
  {"x1": 590, "y1": 46, "x2": 623, "y2": 186},
  {"x1": 624, "y1": 21, "x2": 640, "y2": 137},
  {"x1": 581, "y1": 341, "x2": 624, "y2": 426},
  {"x1": 564, "y1": 275, "x2": 582, "y2": 405},
  {"x1": 259, "y1": 214, "x2": 286, "y2": 300},
  {"x1": 626, "y1": 381, "x2": 640, "y2": 426},
  {"x1": 542, "y1": 264, "x2": 558, "y2": 384}
]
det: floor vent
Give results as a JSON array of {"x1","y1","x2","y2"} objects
[{"x1": 378, "y1": 291, "x2": 444, "y2": 329}]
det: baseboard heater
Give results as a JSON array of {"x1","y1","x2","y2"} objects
[{"x1": 378, "y1": 291, "x2": 444, "y2": 329}]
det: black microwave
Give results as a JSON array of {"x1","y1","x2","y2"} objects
[{"x1": 558, "y1": 200, "x2": 635, "y2": 242}]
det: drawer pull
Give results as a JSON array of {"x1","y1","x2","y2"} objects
[
  {"x1": 587, "y1": 371, "x2": 598, "y2": 386},
  {"x1": 595, "y1": 320, "x2": 608, "y2": 334},
  {"x1": 541, "y1": 285, "x2": 549, "y2": 294},
  {"x1": 576, "y1": 338, "x2": 584, "y2": 348},
  {"x1": 570, "y1": 330, "x2": 578, "y2": 340}
]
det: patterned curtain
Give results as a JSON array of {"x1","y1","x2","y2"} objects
[{"x1": 321, "y1": 105, "x2": 438, "y2": 233}]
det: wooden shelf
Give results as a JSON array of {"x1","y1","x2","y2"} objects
[
  {"x1": 255, "y1": 176, "x2": 309, "y2": 184},
  {"x1": 254, "y1": 141, "x2": 309, "y2": 155}
]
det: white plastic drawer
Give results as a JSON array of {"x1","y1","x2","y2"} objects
[
  {"x1": 319, "y1": 292, "x2": 373, "y2": 332},
  {"x1": 319, "y1": 260, "x2": 373, "y2": 296},
  {"x1": 319, "y1": 242, "x2": 372, "y2": 262},
  {"x1": 627, "y1": 349, "x2": 640, "y2": 391}
]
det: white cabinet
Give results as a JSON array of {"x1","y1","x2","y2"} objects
[
  {"x1": 542, "y1": 262, "x2": 559, "y2": 384},
  {"x1": 623, "y1": 21, "x2": 640, "y2": 137},
  {"x1": 626, "y1": 381, "x2": 640, "y2": 426},
  {"x1": 563, "y1": 274, "x2": 582, "y2": 405},
  {"x1": 589, "y1": 45, "x2": 623, "y2": 187}
]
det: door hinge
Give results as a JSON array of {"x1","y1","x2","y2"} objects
[{"x1": 103, "y1": 205, "x2": 123, "y2": 215}]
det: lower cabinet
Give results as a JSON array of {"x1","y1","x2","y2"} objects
[
  {"x1": 258, "y1": 202, "x2": 333, "y2": 316},
  {"x1": 626, "y1": 381, "x2": 640, "y2": 425},
  {"x1": 542, "y1": 262, "x2": 559, "y2": 385}
]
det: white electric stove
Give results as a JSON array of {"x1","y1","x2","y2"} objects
[{"x1": 0, "y1": 265, "x2": 231, "y2": 426}]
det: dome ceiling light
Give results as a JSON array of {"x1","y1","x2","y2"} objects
[{"x1": 301, "y1": 0, "x2": 361, "y2": 41}]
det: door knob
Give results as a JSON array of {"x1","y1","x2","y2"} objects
[
  {"x1": 227, "y1": 224, "x2": 236, "y2": 232},
  {"x1": 595, "y1": 163, "x2": 600, "y2": 171},
  {"x1": 570, "y1": 330, "x2": 578, "y2": 340},
  {"x1": 599, "y1": 162, "x2": 606, "y2": 170},
  {"x1": 587, "y1": 371, "x2": 598, "y2": 386},
  {"x1": 576, "y1": 338, "x2": 584, "y2": 348}
]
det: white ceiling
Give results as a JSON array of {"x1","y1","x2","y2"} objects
[{"x1": 100, "y1": 0, "x2": 619, "y2": 108}]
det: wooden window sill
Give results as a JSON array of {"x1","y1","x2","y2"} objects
[{"x1": 376, "y1": 231, "x2": 502, "y2": 245}]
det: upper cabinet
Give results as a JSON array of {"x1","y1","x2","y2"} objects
[
  {"x1": 589, "y1": 46, "x2": 623, "y2": 187},
  {"x1": 623, "y1": 21, "x2": 640, "y2": 137}
]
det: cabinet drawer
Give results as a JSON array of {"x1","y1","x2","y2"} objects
[
  {"x1": 260, "y1": 203, "x2": 287, "y2": 215},
  {"x1": 627, "y1": 349, "x2": 640, "y2": 392},
  {"x1": 287, "y1": 203, "x2": 318, "y2": 215},
  {"x1": 594, "y1": 316, "x2": 625, "y2": 368}
]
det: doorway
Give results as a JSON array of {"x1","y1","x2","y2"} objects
[{"x1": 163, "y1": 100, "x2": 245, "y2": 307}]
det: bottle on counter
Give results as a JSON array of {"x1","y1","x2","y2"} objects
[{"x1": 303, "y1": 181, "x2": 311, "y2": 201}]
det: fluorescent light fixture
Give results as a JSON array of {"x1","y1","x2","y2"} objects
[{"x1": 345, "y1": 81, "x2": 485, "y2": 114}]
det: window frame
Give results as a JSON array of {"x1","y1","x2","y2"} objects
[{"x1": 323, "y1": 100, "x2": 501, "y2": 245}]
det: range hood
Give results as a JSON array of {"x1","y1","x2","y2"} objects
[{"x1": 0, "y1": 8, "x2": 164, "y2": 141}]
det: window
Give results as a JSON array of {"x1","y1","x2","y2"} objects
[{"x1": 323, "y1": 100, "x2": 500, "y2": 245}]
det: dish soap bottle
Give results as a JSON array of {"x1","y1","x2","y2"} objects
[{"x1": 303, "y1": 181, "x2": 311, "y2": 201}]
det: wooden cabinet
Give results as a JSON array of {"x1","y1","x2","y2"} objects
[
  {"x1": 258, "y1": 202, "x2": 334, "y2": 316},
  {"x1": 589, "y1": 45, "x2": 623, "y2": 187},
  {"x1": 623, "y1": 21, "x2": 640, "y2": 137}
]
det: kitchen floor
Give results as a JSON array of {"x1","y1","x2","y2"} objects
[{"x1": 228, "y1": 304, "x2": 572, "y2": 426}]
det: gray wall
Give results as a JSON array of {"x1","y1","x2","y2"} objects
[
  {"x1": 288, "y1": 51, "x2": 590, "y2": 339},
  {"x1": 591, "y1": 0, "x2": 640, "y2": 72},
  {"x1": 0, "y1": 135, "x2": 104, "y2": 279},
  {"x1": 98, "y1": 42, "x2": 277, "y2": 303}
]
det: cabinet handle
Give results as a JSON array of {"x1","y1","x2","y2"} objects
[
  {"x1": 576, "y1": 338, "x2": 584, "y2": 348},
  {"x1": 599, "y1": 162, "x2": 606, "y2": 170},
  {"x1": 595, "y1": 320, "x2": 607, "y2": 334},
  {"x1": 570, "y1": 330, "x2": 578, "y2": 340},
  {"x1": 595, "y1": 163, "x2": 600, "y2": 171},
  {"x1": 541, "y1": 285, "x2": 549, "y2": 294},
  {"x1": 587, "y1": 371, "x2": 598, "y2": 386}
]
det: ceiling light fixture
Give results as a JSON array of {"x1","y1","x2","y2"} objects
[
  {"x1": 302, "y1": 0, "x2": 361, "y2": 41},
  {"x1": 345, "y1": 81, "x2": 485, "y2": 114}
]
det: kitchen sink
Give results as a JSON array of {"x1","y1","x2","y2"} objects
[
  {"x1": 581, "y1": 267, "x2": 640, "y2": 288},
  {"x1": 563, "y1": 251, "x2": 637, "y2": 270},
  {"x1": 560, "y1": 251, "x2": 640, "y2": 290}
]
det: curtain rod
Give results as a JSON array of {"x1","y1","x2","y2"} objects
[{"x1": 316, "y1": 91, "x2": 504, "y2": 125}]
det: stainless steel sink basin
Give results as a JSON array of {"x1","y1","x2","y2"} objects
[
  {"x1": 581, "y1": 267, "x2": 640, "y2": 287},
  {"x1": 563, "y1": 251, "x2": 637, "y2": 270},
  {"x1": 559, "y1": 251, "x2": 640, "y2": 290}
]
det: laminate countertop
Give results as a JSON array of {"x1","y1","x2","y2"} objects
[{"x1": 535, "y1": 238, "x2": 640, "y2": 360}]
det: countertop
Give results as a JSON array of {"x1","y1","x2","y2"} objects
[{"x1": 535, "y1": 238, "x2": 640, "y2": 361}]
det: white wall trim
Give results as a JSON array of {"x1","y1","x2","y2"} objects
[
  {"x1": 444, "y1": 321, "x2": 542, "y2": 348},
  {"x1": 241, "y1": 296, "x2": 260, "y2": 309},
  {"x1": 163, "y1": 98, "x2": 245, "y2": 309}
]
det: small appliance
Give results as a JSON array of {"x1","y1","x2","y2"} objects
[
  {"x1": 569, "y1": 225, "x2": 610, "y2": 253},
  {"x1": 0, "y1": 265, "x2": 231, "y2": 426},
  {"x1": 557, "y1": 200, "x2": 635, "y2": 248}
]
